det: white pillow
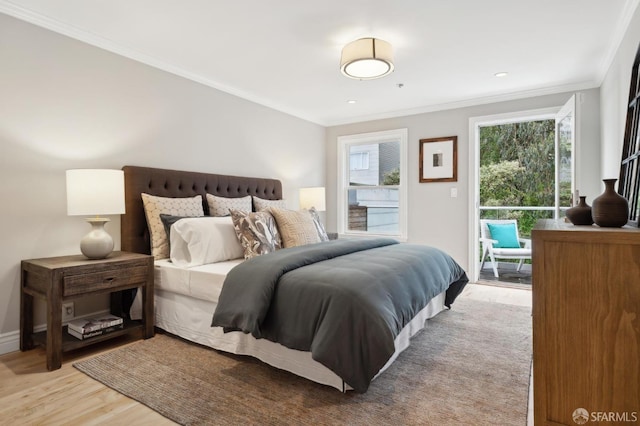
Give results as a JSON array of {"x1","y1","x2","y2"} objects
[{"x1": 169, "y1": 216, "x2": 244, "y2": 267}]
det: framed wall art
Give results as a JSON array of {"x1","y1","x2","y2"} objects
[{"x1": 419, "y1": 136, "x2": 457, "y2": 183}]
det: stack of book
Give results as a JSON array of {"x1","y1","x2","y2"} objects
[{"x1": 67, "y1": 315, "x2": 124, "y2": 340}]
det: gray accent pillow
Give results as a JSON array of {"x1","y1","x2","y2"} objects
[
  {"x1": 159, "y1": 214, "x2": 188, "y2": 252},
  {"x1": 309, "y1": 207, "x2": 329, "y2": 241}
]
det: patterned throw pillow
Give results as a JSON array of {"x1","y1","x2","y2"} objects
[
  {"x1": 252, "y1": 196, "x2": 287, "y2": 211},
  {"x1": 308, "y1": 207, "x2": 329, "y2": 242},
  {"x1": 229, "y1": 210, "x2": 282, "y2": 259},
  {"x1": 141, "y1": 193, "x2": 204, "y2": 259},
  {"x1": 269, "y1": 207, "x2": 321, "y2": 248},
  {"x1": 206, "y1": 194, "x2": 252, "y2": 217}
]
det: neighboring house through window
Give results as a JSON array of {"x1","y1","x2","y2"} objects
[
  {"x1": 337, "y1": 128, "x2": 408, "y2": 239},
  {"x1": 350, "y1": 151, "x2": 370, "y2": 170}
]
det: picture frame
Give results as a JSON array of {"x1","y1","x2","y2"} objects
[{"x1": 419, "y1": 136, "x2": 458, "y2": 183}]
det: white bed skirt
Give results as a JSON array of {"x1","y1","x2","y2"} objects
[{"x1": 132, "y1": 289, "x2": 447, "y2": 391}]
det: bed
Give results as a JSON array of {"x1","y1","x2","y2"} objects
[{"x1": 122, "y1": 165, "x2": 468, "y2": 392}]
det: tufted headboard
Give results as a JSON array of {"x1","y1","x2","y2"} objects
[{"x1": 121, "y1": 165, "x2": 283, "y2": 255}]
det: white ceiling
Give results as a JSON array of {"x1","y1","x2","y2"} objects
[{"x1": 1, "y1": 0, "x2": 638, "y2": 126}]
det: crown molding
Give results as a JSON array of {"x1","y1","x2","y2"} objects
[
  {"x1": 324, "y1": 81, "x2": 599, "y2": 127},
  {"x1": 1, "y1": 0, "x2": 631, "y2": 128},
  {"x1": 594, "y1": 0, "x2": 640, "y2": 84}
]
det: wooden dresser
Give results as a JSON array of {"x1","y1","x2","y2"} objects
[{"x1": 532, "y1": 220, "x2": 640, "y2": 425}]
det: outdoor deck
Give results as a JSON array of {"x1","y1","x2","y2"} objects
[{"x1": 478, "y1": 264, "x2": 532, "y2": 287}]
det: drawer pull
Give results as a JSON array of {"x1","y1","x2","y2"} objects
[{"x1": 103, "y1": 277, "x2": 115, "y2": 283}]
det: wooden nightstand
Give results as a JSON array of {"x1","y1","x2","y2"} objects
[{"x1": 20, "y1": 251, "x2": 154, "y2": 370}]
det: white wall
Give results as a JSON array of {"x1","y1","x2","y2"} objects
[
  {"x1": 600, "y1": 4, "x2": 640, "y2": 177},
  {"x1": 326, "y1": 89, "x2": 601, "y2": 271},
  {"x1": 4, "y1": 3, "x2": 638, "y2": 354},
  {"x1": 0, "y1": 14, "x2": 325, "y2": 348}
]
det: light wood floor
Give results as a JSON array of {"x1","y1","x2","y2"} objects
[
  {"x1": 0, "y1": 334, "x2": 175, "y2": 425},
  {"x1": 0, "y1": 283, "x2": 532, "y2": 425}
]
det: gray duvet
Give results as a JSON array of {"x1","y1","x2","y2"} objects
[{"x1": 211, "y1": 238, "x2": 468, "y2": 392}]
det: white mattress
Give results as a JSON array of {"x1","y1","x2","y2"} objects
[
  {"x1": 152, "y1": 258, "x2": 242, "y2": 302},
  {"x1": 131, "y1": 258, "x2": 447, "y2": 391}
]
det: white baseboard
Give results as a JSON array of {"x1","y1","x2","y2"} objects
[{"x1": 0, "y1": 330, "x2": 20, "y2": 355}]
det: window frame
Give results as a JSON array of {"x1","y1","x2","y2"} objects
[
  {"x1": 337, "y1": 128, "x2": 408, "y2": 240},
  {"x1": 618, "y1": 42, "x2": 640, "y2": 226}
]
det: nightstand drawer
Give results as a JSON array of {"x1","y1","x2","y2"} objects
[{"x1": 63, "y1": 266, "x2": 148, "y2": 296}]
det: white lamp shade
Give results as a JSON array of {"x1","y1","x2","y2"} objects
[
  {"x1": 66, "y1": 169, "x2": 125, "y2": 216},
  {"x1": 300, "y1": 187, "x2": 326, "y2": 211},
  {"x1": 340, "y1": 38, "x2": 394, "y2": 80}
]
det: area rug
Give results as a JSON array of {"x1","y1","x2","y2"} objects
[{"x1": 74, "y1": 297, "x2": 532, "y2": 425}]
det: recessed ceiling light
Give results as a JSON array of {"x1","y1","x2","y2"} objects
[
  {"x1": 347, "y1": 100, "x2": 357, "y2": 104},
  {"x1": 494, "y1": 72, "x2": 508, "y2": 78}
]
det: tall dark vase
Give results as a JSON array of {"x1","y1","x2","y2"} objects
[
  {"x1": 566, "y1": 196, "x2": 594, "y2": 225},
  {"x1": 591, "y1": 178, "x2": 629, "y2": 227}
]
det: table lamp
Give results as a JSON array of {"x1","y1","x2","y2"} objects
[
  {"x1": 66, "y1": 169, "x2": 125, "y2": 259},
  {"x1": 299, "y1": 187, "x2": 326, "y2": 211}
]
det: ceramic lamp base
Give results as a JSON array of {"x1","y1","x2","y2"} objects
[{"x1": 80, "y1": 218, "x2": 114, "y2": 259}]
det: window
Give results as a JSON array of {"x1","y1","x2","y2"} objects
[{"x1": 337, "y1": 129, "x2": 408, "y2": 239}]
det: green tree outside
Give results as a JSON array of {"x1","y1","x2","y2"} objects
[
  {"x1": 479, "y1": 120, "x2": 569, "y2": 238},
  {"x1": 382, "y1": 168, "x2": 400, "y2": 185}
]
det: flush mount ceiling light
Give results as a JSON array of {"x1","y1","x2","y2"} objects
[{"x1": 340, "y1": 38, "x2": 394, "y2": 80}]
